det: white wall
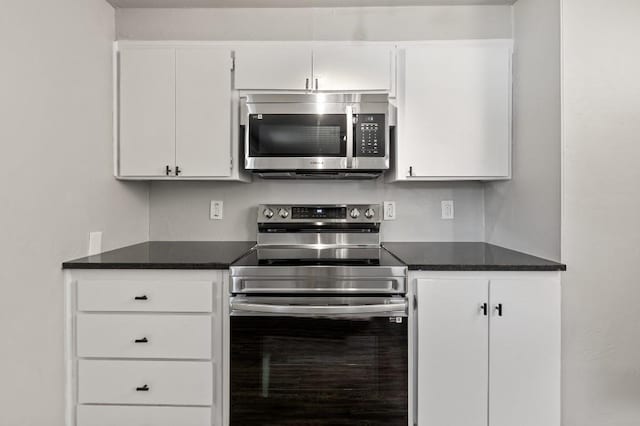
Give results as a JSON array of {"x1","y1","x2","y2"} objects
[
  {"x1": 117, "y1": 5, "x2": 510, "y2": 242},
  {"x1": 562, "y1": 0, "x2": 640, "y2": 424},
  {"x1": 149, "y1": 180, "x2": 485, "y2": 241},
  {"x1": 116, "y1": 5, "x2": 513, "y2": 40},
  {"x1": 0, "y1": 1, "x2": 149, "y2": 424},
  {"x1": 484, "y1": 0, "x2": 561, "y2": 260}
]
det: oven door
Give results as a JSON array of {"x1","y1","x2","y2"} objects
[{"x1": 229, "y1": 296, "x2": 408, "y2": 425}]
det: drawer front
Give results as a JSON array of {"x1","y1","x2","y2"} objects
[
  {"x1": 77, "y1": 405, "x2": 211, "y2": 426},
  {"x1": 77, "y1": 280, "x2": 213, "y2": 312},
  {"x1": 76, "y1": 314, "x2": 212, "y2": 359},
  {"x1": 78, "y1": 360, "x2": 212, "y2": 405}
]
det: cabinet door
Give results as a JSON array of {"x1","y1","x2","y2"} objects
[
  {"x1": 119, "y1": 47, "x2": 175, "y2": 177},
  {"x1": 234, "y1": 46, "x2": 312, "y2": 90},
  {"x1": 176, "y1": 47, "x2": 232, "y2": 177},
  {"x1": 312, "y1": 46, "x2": 392, "y2": 92},
  {"x1": 489, "y1": 279, "x2": 560, "y2": 426},
  {"x1": 416, "y1": 279, "x2": 489, "y2": 426},
  {"x1": 397, "y1": 43, "x2": 512, "y2": 179}
]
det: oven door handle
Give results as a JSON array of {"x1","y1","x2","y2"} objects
[{"x1": 230, "y1": 299, "x2": 408, "y2": 317}]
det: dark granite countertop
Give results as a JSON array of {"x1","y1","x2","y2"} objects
[
  {"x1": 62, "y1": 241, "x2": 565, "y2": 272},
  {"x1": 62, "y1": 241, "x2": 256, "y2": 270},
  {"x1": 382, "y1": 242, "x2": 566, "y2": 271}
]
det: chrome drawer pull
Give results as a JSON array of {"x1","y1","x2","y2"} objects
[
  {"x1": 136, "y1": 384, "x2": 149, "y2": 392},
  {"x1": 134, "y1": 337, "x2": 149, "y2": 344},
  {"x1": 134, "y1": 295, "x2": 148, "y2": 301}
]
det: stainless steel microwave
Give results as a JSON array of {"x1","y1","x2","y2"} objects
[{"x1": 241, "y1": 94, "x2": 392, "y2": 179}]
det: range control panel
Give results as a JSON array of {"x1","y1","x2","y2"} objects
[
  {"x1": 354, "y1": 114, "x2": 386, "y2": 157},
  {"x1": 258, "y1": 204, "x2": 381, "y2": 223}
]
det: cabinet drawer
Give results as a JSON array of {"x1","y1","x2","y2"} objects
[
  {"x1": 77, "y1": 280, "x2": 213, "y2": 312},
  {"x1": 76, "y1": 314, "x2": 212, "y2": 359},
  {"x1": 77, "y1": 405, "x2": 211, "y2": 426},
  {"x1": 78, "y1": 360, "x2": 212, "y2": 405}
]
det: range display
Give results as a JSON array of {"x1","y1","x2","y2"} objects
[{"x1": 291, "y1": 206, "x2": 347, "y2": 220}]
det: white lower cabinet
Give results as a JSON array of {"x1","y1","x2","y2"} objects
[
  {"x1": 78, "y1": 360, "x2": 213, "y2": 405},
  {"x1": 66, "y1": 270, "x2": 225, "y2": 426},
  {"x1": 488, "y1": 279, "x2": 561, "y2": 426},
  {"x1": 414, "y1": 272, "x2": 560, "y2": 426},
  {"x1": 77, "y1": 405, "x2": 212, "y2": 426},
  {"x1": 76, "y1": 314, "x2": 212, "y2": 359},
  {"x1": 416, "y1": 278, "x2": 489, "y2": 426}
]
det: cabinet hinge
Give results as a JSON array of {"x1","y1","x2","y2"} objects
[{"x1": 230, "y1": 157, "x2": 233, "y2": 170}]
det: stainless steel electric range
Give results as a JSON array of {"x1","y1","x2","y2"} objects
[{"x1": 229, "y1": 204, "x2": 408, "y2": 426}]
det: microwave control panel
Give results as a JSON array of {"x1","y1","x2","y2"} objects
[{"x1": 354, "y1": 114, "x2": 386, "y2": 157}]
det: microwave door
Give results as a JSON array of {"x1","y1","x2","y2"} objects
[{"x1": 245, "y1": 113, "x2": 349, "y2": 171}]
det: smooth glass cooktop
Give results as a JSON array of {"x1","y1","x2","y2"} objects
[{"x1": 232, "y1": 246, "x2": 405, "y2": 267}]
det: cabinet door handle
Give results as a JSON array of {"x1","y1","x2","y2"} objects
[
  {"x1": 409, "y1": 166, "x2": 413, "y2": 177},
  {"x1": 134, "y1": 295, "x2": 148, "y2": 301},
  {"x1": 175, "y1": 166, "x2": 181, "y2": 176},
  {"x1": 136, "y1": 384, "x2": 150, "y2": 392},
  {"x1": 494, "y1": 303, "x2": 503, "y2": 317},
  {"x1": 305, "y1": 78, "x2": 310, "y2": 91},
  {"x1": 134, "y1": 337, "x2": 149, "y2": 343},
  {"x1": 315, "y1": 78, "x2": 319, "y2": 90},
  {"x1": 480, "y1": 303, "x2": 488, "y2": 316},
  {"x1": 165, "y1": 165, "x2": 172, "y2": 176}
]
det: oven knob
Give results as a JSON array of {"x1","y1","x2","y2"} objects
[
  {"x1": 365, "y1": 208, "x2": 375, "y2": 219},
  {"x1": 263, "y1": 208, "x2": 274, "y2": 219},
  {"x1": 278, "y1": 208, "x2": 289, "y2": 219},
  {"x1": 350, "y1": 208, "x2": 361, "y2": 219}
]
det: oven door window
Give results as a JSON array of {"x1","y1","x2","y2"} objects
[
  {"x1": 230, "y1": 316, "x2": 408, "y2": 425},
  {"x1": 248, "y1": 114, "x2": 347, "y2": 157}
]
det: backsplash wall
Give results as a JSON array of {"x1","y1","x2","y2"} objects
[{"x1": 149, "y1": 180, "x2": 485, "y2": 242}]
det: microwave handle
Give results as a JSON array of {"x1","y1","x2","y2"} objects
[{"x1": 346, "y1": 105, "x2": 354, "y2": 168}]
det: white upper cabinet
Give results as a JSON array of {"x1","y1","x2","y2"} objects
[
  {"x1": 392, "y1": 41, "x2": 512, "y2": 181},
  {"x1": 234, "y1": 46, "x2": 313, "y2": 90},
  {"x1": 312, "y1": 46, "x2": 393, "y2": 92},
  {"x1": 116, "y1": 44, "x2": 246, "y2": 180},
  {"x1": 233, "y1": 45, "x2": 393, "y2": 92},
  {"x1": 175, "y1": 48, "x2": 231, "y2": 178},
  {"x1": 119, "y1": 47, "x2": 175, "y2": 177}
]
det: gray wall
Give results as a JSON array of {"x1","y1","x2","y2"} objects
[
  {"x1": 116, "y1": 5, "x2": 513, "y2": 40},
  {"x1": 117, "y1": 5, "x2": 510, "y2": 242},
  {"x1": 562, "y1": 0, "x2": 640, "y2": 424},
  {"x1": 149, "y1": 180, "x2": 485, "y2": 241},
  {"x1": 484, "y1": 0, "x2": 562, "y2": 260},
  {"x1": 0, "y1": 1, "x2": 149, "y2": 424}
]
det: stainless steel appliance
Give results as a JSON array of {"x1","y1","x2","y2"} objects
[
  {"x1": 229, "y1": 204, "x2": 408, "y2": 425},
  {"x1": 241, "y1": 94, "x2": 392, "y2": 179}
]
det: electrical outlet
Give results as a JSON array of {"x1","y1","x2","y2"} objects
[
  {"x1": 383, "y1": 201, "x2": 396, "y2": 220},
  {"x1": 210, "y1": 201, "x2": 223, "y2": 220},
  {"x1": 88, "y1": 231, "x2": 102, "y2": 256},
  {"x1": 441, "y1": 200, "x2": 454, "y2": 220}
]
